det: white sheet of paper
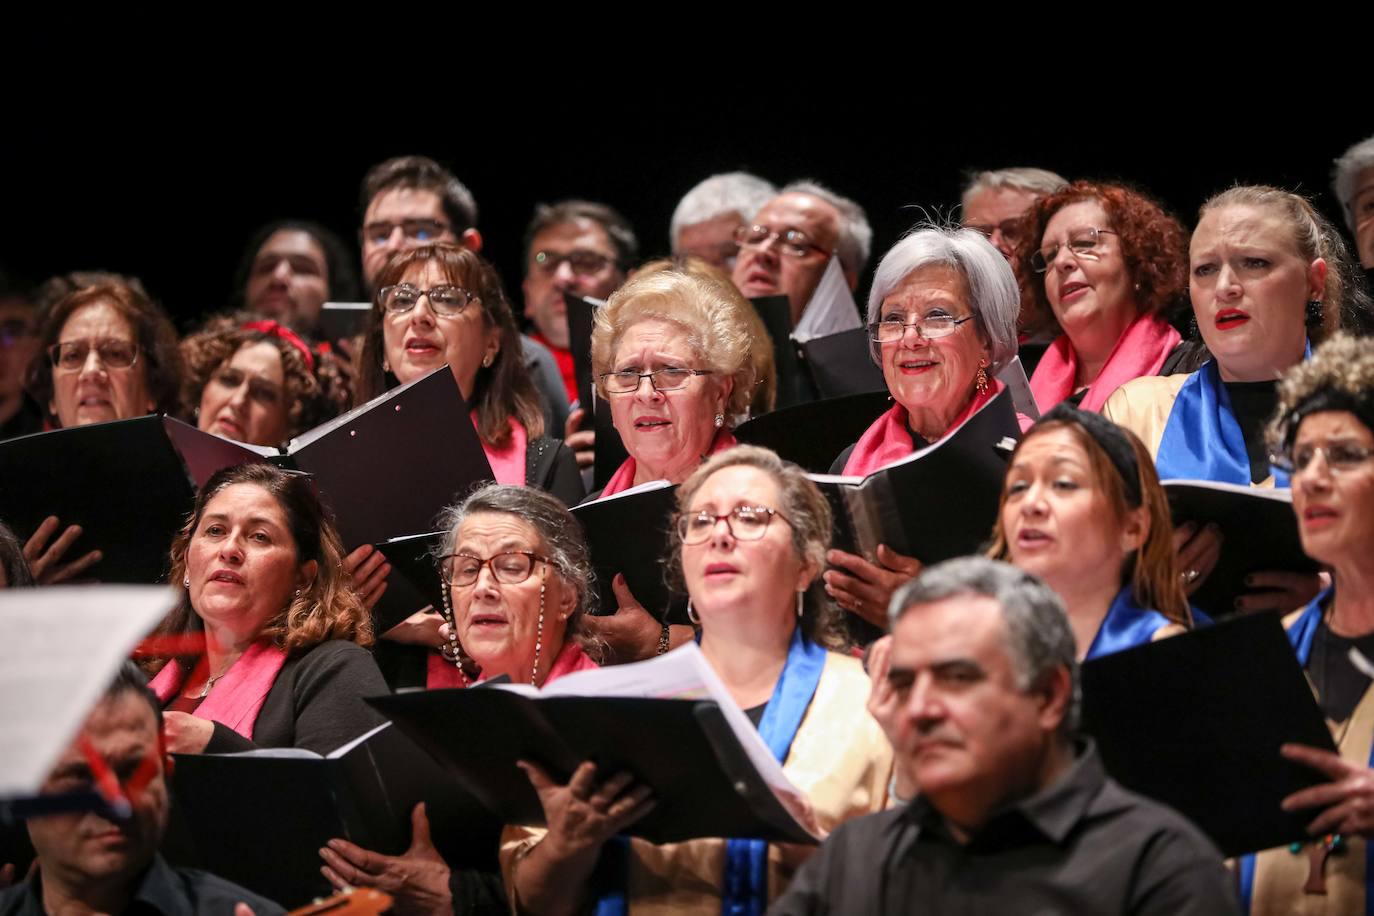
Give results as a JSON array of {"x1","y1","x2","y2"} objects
[
  {"x1": 0, "y1": 586, "x2": 178, "y2": 798},
  {"x1": 792, "y1": 257, "x2": 862, "y2": 343}
]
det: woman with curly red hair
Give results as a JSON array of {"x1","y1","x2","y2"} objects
[{"x1": 1014, "y1": 181, "x2": 1188, "y2": 413}]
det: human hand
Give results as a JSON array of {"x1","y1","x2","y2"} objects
[
  {"x1": 333, "y1": 336, "x2": 361, "y2": 388},
  {"x1": 320, "y1": 803, "x2": 453, "y2": 916},
  {"x1": 383, "y1": 608, "x2": 445, "y2": 648},
  {"x1": 343, "y1": 544, "x2": 391, "y2": 610},
  {"x1": 1173, "y1": 522, "x2": 1222, "y2": 597},
  {"x1": 162, "y1": 712, "x2": 216, "y2": 754},
  {"x1": 23, "y1": 515, "x2": 102, "y2": 584},
  {"x1": 579, "y1": 574, "x2": 683, "y2": 664},
  {"x1": 517, "y1": 760, "x2": 654, "y2": 858},
  {"x1": 823, "y1": 545, "x2": 923, "y2": 629},
  {"x1": 1232, "y1": 571, "x2": 1327, "y2": 615},
  {"x1": 564, "y1": 408, "x2": 595, "y2": 471},
  {"x1": 1281, "y1": 743, "x2": 1374, "y2": 838},
  {"x1": 864, "y1": 635, "x2": 917, "y2": 802}
]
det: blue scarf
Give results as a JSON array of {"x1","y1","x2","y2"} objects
[
  {"x1": 1239, "y1": 589, "x2": 1374, "y2": 915},
  {"x1": 1084, "y1": 588, "x2": 1178, "y2": 660},
  {"x1": 1155, "y1": 345, "x2": 1309, "y2": 487},
  {"x1": 593, "y1": 628, "x2": 827, "y2": 916}
]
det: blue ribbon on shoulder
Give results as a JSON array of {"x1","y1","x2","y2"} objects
[
  {"x1": 593, "y1": 627, "x2": 826, "y2": 916},
  {"x1": 1084, "y1": 588, "x2": 1179, "y2": 660},
  {"x1": 1238, "y1": 588, "x2": 1374, "y2": 916}
]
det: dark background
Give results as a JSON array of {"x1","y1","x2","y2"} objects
[{"x1": 2, "y1": 98, "x2": 1367, "y2": 329}]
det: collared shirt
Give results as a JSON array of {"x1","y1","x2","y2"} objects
[
  {"x1": 770, "y1": 742, "x2": 1238, "y2": 915},
  {"x1": 0, "y1": 854, "x2": 285, "y2": 916}
]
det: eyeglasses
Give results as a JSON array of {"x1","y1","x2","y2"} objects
[
  {"x1": 733, "y1": 224, "x2": 833, "y2": 259},
  {"x1": 439, "y1": 551, "x2": 550, "y2": 587},
  {"x1": 677, "y1": 505, "x2": 790, "y2": 544},
  {"x1": 1271, "y1": 441, "x2": 1374, "y2": 474},
  {"x1": 869, "y1": 313, "x2": 975, "y2": 344},
  {"x1": 1, "y1": 319, "x2": 35, "y2": 349},
  {"x1": 1030, "y1": 227, "x2": 1118, "y2": 273},
  {"x1": 532, "y1": 250, "x2": 617, "y2": 276},
  {"x1": 48, "y1": 338, "x2": 140, "y2": 371},
  {"x1": 599, "y1": 367, "x2": 712, "y2": 394},
  {"x1": 377, "y1": 284, "x2": 476, "y2": 317},
  {"x1": 363, "y1": 219, "x2": 452, "y2": 247},
  {"x1": 965, "y1": 218, "x2": 1025, "y2": 246}
]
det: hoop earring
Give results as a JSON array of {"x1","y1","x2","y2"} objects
[
  {"x1": 531, "y1": 582, "x2": 545, "y2": 686},
  {"x1": 687, "y1": 599, "x2": 700, "y2": 625}
]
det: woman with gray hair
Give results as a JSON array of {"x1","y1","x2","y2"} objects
[
  {"x1": 824, "y1": 225, "x2": 1023, "y2": 630},
  {"x1": 1332, "y1": 135, "x2": 1374, "y2": 271}
]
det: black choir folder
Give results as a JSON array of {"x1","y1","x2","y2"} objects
[
  {"x1": 806, "y1": 386, "x2": 1021, "y2": 562},
  {"x1": 571, "y1": 480, "x2": 687, "y2": 623},
  {"x1": 369, "y1": 644, "x2": 819, "y2": 846},
  {"x1": 169, "y1": 722, "x2": 496, "y2": 907},
  {"x1": 1080, "y1": 611, "x2": 1336, "y2": 857},
  {"x1": 1163, "y1": 480, "x2": 1320, "y2": 619},
  {"x1": 735, "y1": 390, "x2": 892, "y2": 474}
]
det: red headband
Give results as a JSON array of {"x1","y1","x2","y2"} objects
[{"x1": 241, "y1": 319, "x2": 316, "y2": 372}]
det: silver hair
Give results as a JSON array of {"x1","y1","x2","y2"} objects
[
  {"x1": 435, "y1": 484, "x2": 596, "y2": 633},
  {"x1": 670, "y1": 172, "x2": 778, "y2": 250},
  {"x1": 961, "y1": 167, "x2": 1069, "y2": 210},
  {"x1": 1332, "y1": 136, "x2": 1374, "y2": 233},
  {"x1": 889, "y1": 556, "x2": 1080, "y2": 736},
  {"x1": 779, "y1": 179, "x2": 873, "y2": 275},
  {"x1": 865, "y1": 224, "x2": 1020, "y2": 371}
]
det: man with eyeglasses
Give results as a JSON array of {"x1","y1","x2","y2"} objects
[
  {"x1": 0, "y1": 277, "x2": 42, "y2": 442},
  {"x1": 731, "y1": 180, "x2": 871, "y2": 326},
  {"x1": 960, "y1": 168, "x2": 1068, "y2": 265},
  {"x1": 669, "y1": 172, "x2": 777, "y2": 270},
  {"x1": 520, "y1": 200, "x2": 637, "y2": 405}
]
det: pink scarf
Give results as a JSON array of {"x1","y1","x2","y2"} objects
[
  {"x1": 425, "y1": 639, "x2": 599, "y2": 689},
  {"x1": 1029, "y1": 313, "x2": 1180, "y2": 414},
  {"x1": 149, "y1": 639, "x2": 287, "y2": 741},
  {"x1": 600, "y1": 429, "x2": 738, "y2": 498},
  {"x1": 843, "y1": 382, "x2": 1002, "y2": 477},
  {"x1": 477, "y1": 413, "x2": 527, "y2": 487}
]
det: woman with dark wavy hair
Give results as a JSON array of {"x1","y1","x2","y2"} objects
[
  {"x1": 1014, "y1": 181, "x2": 1188, "y2": 413},
  {"x1": 148, "y1": 463, "x2": 386, "y2": 755}
]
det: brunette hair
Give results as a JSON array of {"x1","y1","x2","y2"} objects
[
  {"x1": 159, "y1": 463, "x2": 372, "y2": 658},
  {"x1": 668, "y1": 445, "x2": 847, "y2": 650},
  {"x1": 987, "y1": 414, "x2": 1190, "y2": 625},
  {"x1": 354, "y1": 244, "x2": 544, "y2": 445},
  {"x1": 233, "y1": 219, "x2": 361, "y2": 318},
  {"x1": 29, "y1": 281, "x2": 183, "y2": 425},
  {"x1": 1012, "y1": 180, "x2": 1189, "y2": 337}
]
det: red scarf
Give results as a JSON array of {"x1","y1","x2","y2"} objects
[
  {"x1": 600, "y1": 428, "x2": 738, "y2": 498},
  {"x1": 529, "y1": 332, "x2": 577, "y2": 404},
  {"x1": 1028, "y1": 313, "x2": 1180, "y2": 414},
  {"x1": 149, "y1": 639, "x2": 287, "y2": 741},
  {"x1": 478, "y1": 413, "x2": 527, "y2": 487},
  {"x1": 843, "y1": 382, "x2": 1002, "y2": 477},
  {"x1": 425, "y1": 639, "x2": 599, "y2": 689}
]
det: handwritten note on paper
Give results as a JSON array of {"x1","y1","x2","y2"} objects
[{"x1": 0, "y1": 586, "x2": 177, "y2": 798}]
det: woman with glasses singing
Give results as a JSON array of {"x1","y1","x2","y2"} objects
[
  {"x1": 1104, "y1": 186, "x2": 1370, "y2": 614},
  {"x1": 588, "y1": 267, "x2": 762, "y2": 498},
  {"x1": 1237, "y1": 334, "x2": 1374, "y2": 914},
  {"x1": 503, "y1": 446, "x2": 891, "y2": 915},
  {"x1": 20, "y1": 280, "x2": 183, "y2": 582},
  {"x1": 352, "y1": 244, "x2": 582, "y2": 689},
  {"x1": 318, "y1": 483, "x2": 599, "y2": 914},
  {"x1": 824, "y1": 225, "x2": 1022, "y2": 635},
  {"x1": 1012, "y1": 181, "x2": 1188, "y2": 413}
]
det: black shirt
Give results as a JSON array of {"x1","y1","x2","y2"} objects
[
  {"x1": 1308, "y1": 618, "x2": 1374, "y2": 723},
  {"x1": 1222, "y1": 380, "x2": 1279, "y2": 484},
  {"x1": 0, "y1": 854, "x2": 285, "y2": 916},
  {"x1": 770, "y1": 742, "x2": 1238, "y2": 915}
]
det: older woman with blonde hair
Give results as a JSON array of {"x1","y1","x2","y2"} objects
[{"x1": 589, "y1": 267, "x2": 761, "y2": 497}]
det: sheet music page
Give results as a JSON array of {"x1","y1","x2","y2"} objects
[
  {"x1": 792, "y1": 258, "x2": 862, "y2": 343},
  {"x1": 0, "y1": 586, "x2": 178, "y2": 797}
]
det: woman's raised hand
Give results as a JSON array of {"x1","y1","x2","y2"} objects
[
  {"x1": 517, "y1": 759, "x2": 655, "y2": 857},
  {"x1": 24, "y1": 516, "x2": 102, "y2": 584},
  {"x1": 823, "y1": 545, "x2": 923, "y2": 629},
  {"x1": 343, "y1": 544, "x2": 391, "y2": 610}
]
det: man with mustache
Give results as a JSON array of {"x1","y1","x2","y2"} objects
[
  {"x1": 771, "y1": 557, "x2": 1236, "y2": 915},
  {"x1": 0, "y1": 663, "x2": 282, "y2": 915}
]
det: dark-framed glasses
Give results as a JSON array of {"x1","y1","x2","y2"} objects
[
  {"x1": 733, "y1": 224, "x2": 833, "y2": 259},
  {"x1": 533, "y1": 250, "x2": 616, "y2": 276},
  {"x1": 869, "y1": 313, "x2": 975, "y2": 344},
  {"x1": 599, "y1": 367, "x2": 712, "y2": 394},
  {"x1": 439, "y1": 551, "x2": 550, "y2": 587},
  {"x1": 677, "y1": 505, "x2": 790, "y2": 544},
  {"x1": 47, "y1": 338, "x2": 140, "y2": 371},
  {"x1": 1270, "y1": 441, "x2": 1374, "y2": 474},
  {"x1": 364, "y1": 218, "x2": 451, "y2": 246},
  {"x1": 377, "y1": 284, "x2": 476, "y2": 317},
  {"x1": 1030, "y1": 227, "x2": 1118, "y2": 273},
  {"x1": 965, "y1": 217, "x2": 1025, "y2": 246}
]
